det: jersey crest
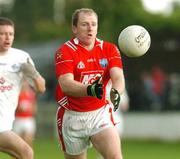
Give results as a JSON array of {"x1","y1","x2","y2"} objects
[
  {"x1": 99, "y1": 58, "x2": 108, "y2": 68},
  {"x1": 77, "y1": 61, "x2": 85, "y2": 69}
]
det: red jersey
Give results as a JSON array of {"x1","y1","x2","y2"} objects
[
  {"x1": 15, "y1": 89, "x2": 36, "y2": 118},
  {"x1": 55, "y1": 38, "x2": 123, "y2": 112}
]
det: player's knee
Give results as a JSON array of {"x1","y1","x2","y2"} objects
[
  {"x1": 113, "y1": 153, "x2": 123, "y2": 159},
  {"x1": 109, "y1": 154, "x2": 122, "y2": 159},
  {"x1": 103, "y1": 151, "x2": 123, "y2": 159}
]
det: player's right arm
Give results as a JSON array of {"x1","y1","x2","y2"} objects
[
  {"x1": 58, "y1": 73, "x2": 103, "y2": 99},
  {"x1": 58, "y1": 73, "x2": 88, "y2": 97},
  {"x1": 55, "y1": 46, "x2": 87, "y2": 97}
]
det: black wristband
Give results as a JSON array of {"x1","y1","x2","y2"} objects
[
  {"x1": 87, "y1": 84, "x2": 103, "y2": 99},
  {"x1": 87, "y1": 85, "x2": 93, "y2": 96}
]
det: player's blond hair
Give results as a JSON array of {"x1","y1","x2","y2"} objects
[{"x1": 72, "y1": 8, "x2": 98, "y2": 26}]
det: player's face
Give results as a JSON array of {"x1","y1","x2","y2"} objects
[
  {"x1": 72, "y1": 12, "x2": 98, "y2": 50},
  {"x1": 0, "y1": 25, "x2": 14, "y2": 53}
]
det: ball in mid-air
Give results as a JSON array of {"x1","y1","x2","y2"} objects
[{"x1": 118, "y1": 25, "x2": 151, "y2": 57}]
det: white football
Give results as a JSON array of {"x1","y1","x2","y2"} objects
[{"x1": 118, "y1": 25, "x2": 151, "y2": 57}]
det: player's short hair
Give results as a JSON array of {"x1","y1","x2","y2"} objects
[
  {"x1": 0, "y1": 17, "x2": 14, "y2": 27},
  {"x1": 72, "y1": 8, "x2": 98, "y2": 26}
]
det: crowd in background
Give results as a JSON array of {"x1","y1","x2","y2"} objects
[{"x1": 129, "y1": 65, "x2": 180, "y2": 111}]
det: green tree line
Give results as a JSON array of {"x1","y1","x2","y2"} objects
[{"x1": 0, "y1": 0, "x2": 180, "y2": 43}]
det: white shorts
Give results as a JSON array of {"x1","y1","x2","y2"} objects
[
  {"x1": 56, "y1": 105, "x2": 114, "y2": 155},
  {"x1": 13, "y1": 117, "x2": 36, "y2": 135},
  {"x1": 0, "y1": 113, "x2": 14, "y2": 133},
  {"x1": 114, "y1": 113, "x2": 124, "y2": 136},
  {"x1": 108, "y1": 104, "x2": 124, "y2": 136}
]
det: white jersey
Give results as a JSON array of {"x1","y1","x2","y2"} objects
[{"x1": 0, "y1": 48, "x2": 34, "y2": 132}]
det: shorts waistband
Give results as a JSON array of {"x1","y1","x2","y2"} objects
[{"x1": 66, "y1": 106, "x2": 106, "y2": 115}]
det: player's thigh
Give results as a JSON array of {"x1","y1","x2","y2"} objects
[
  {"x1": 90, "y1": 126, "x2": 122, "y2": 158},
  {"x1": 64, "y1": 151, "x2": 87, "y2": 159},
  {"x1": 0, "y1": 130, "x2": 32, "y2": 156}
]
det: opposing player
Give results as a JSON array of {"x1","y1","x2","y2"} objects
[
  {"x1": 0, "y1": 17, "x2": 46, "y2": 159},
  {"x1": 13, "y1": 81, "x2": 37, "y2": 147},
  {"x1": 55, "y1": 8, "x2": 125, "y2": 159}
]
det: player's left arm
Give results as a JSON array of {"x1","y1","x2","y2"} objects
[
  {"x1": 110, "y1": 67, "x2": 125, "y2": 94},
  {"x1": 33, "y1": 75, "x2": 46, "y2": 94},
  {"x1": 107, "y1": 43, "x2": 125, "y2": 110},
  {"x1": 21, "y1": 58, "x2": 46, "y2": 94},
  {"x1": 109, "y1": 67, "x2": 125, "y2": 111}
]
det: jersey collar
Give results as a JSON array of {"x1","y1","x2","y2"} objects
[{"x1": 72, "y1": 37, "x2": 103, "y2": 50}]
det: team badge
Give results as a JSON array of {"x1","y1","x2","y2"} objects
[
  {"x1": 77, "y1": 61, "x2": 85, "y2": 69},
  {"x1": 12, "y1": 63, "x2": 21, "y2": 72},
  {"x1": 99, "y1": 58, "x2": 108, "y2": 68}
]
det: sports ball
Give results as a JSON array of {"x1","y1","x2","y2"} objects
[{"x1": 118, "y1": 25, "x2": 151, "y2": 57}]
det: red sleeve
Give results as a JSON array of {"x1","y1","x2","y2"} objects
[
  {"x1": 55, "y1": 45, "x2": 74, "y2": 78},
  {"x1": 107, "y1": 43, "x2": 123, "y2": 69}
]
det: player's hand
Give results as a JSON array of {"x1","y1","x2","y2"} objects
[
  {"x1": 110, "y1": 88, "x2": 121, "y2": 111},
  {"x1": 87, "y1": 77, "x2": 103, "y2": 99},
  {"x1": 21, "y1": 58, "x2": 40, "y2": 79}
]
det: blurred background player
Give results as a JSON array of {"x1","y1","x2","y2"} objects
[
  {"x1": 0, "y1": 17, "x2": 46, "y2": 159},
  {"x1": 13, "y1": 81, "x2": 37, "y2": 147}
]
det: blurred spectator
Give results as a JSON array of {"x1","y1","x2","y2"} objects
[
  {"x1": 140, "y1": 66, "x2": 167, "y2": 111},
  {"x1": 166, "y1": 73, "x2": 180, "y2": 110},
  {"x1": 151, "y1": 66, "x2": 167, "y2": 110},
  {"x1": 13, "y1": 81, "x2": 37, "y2": 147},
  {"x1": 140, "y1": 70, "x2": 154, "y2": 110}
]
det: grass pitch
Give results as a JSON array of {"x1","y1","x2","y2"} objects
[{"x1": 0, "y1": 139, "x2": 180, "y2": 159}]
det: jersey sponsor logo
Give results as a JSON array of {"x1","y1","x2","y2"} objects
[
  {"x1": 99, "y1": 58, "x2": 108, "y2": 68},
  {"x1": 77, "y1": 61, "x2": 85, "y2": 69},
  {"x1": 0, "y1": 77, "x2": 13, "y2": 92},
  {"x1": 0, "y1": 84, "x2": 13, "y2": 92},
  {"x1": 81, "y1": 71, "x2": 103, "y2": 84}
]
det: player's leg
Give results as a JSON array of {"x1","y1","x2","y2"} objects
[
  {"x1": 90, "y1": 126, "x2": 123, "y2": 159},
  {"x1": 57, "y1": 107, "x2": 92, "y2": 159},
  {"x1": 88, "y1": 105, "x2": 123, "y2": 159},
  {"x1": 0, "y1": 130, "x2": 33, "y2": 159}
]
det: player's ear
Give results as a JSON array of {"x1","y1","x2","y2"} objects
[{"x1": 72, "y1": 25, "x2": 77, "y2": 34}]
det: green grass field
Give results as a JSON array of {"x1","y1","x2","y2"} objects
[{"x1": 1, "y1": 138, "x2": 180, "y2": 159}]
